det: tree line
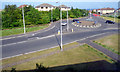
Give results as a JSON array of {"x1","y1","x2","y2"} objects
[{"x1": 2, "y1": 5, "x2": 89, "y2": 29}]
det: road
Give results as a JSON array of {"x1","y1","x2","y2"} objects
[{"x1": 1, "y1": 15, "x2": 119, "y2": 59}]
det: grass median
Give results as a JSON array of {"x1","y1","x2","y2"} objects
[
  {"x1": 93, "y1": 34, "x2": 119, "y2": 55},
  {"x1": 0, "y1": 24, "x2": 49, "y2": 37},
  {"x1": 100, "y1": 16, "x2": 120, "y2": 23},
  {"x1": 2, "y1": 42, "x2": 114, "y2": 70}
]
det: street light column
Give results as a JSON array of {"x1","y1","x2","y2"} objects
[
  {"x1": 22, "y1": 6, "x2": 26, "y2": 34},
  {"x1": 67, "y1": 9, "x2": 69, "y2": 31},
  {"x1": 51, "y1": 7, "x2": 53, "y2": 23},
  {"x1": 114, "y1": 12, "x2": 116, "y2": 22},
  {"x1": 60, "y1": 2, "x2": 63, "y2": 51}
]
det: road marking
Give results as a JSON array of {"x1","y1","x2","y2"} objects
[
  {"x1": 2, "y1": 41, "x2": 27, "y2": 47},
  {"x1": 37, "y1": 35, "x2": 55, "y2": 40},
  {"x1": 2, "y1": 35, "x2": 55, "y2": 47},
  {"x1": 1, "y1": 24, "x2": 55, "y2": 41},
  {"x1": 0, "y1": 32, "x2": 109, "y2": 60},
  {"x1": 103, "y1": 28, "x2": 118, "y2": 30},
  {"x1": 0, "y1": 35, "x2": 25, "y2": 40},
  {"x1": 33, "y1": 25, "x2": 55, "y2": 35}
]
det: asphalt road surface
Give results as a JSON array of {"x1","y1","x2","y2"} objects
[{"x1": 1, "y1": 16, "x2": 119, "y2": 59}]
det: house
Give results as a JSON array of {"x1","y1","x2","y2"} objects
[
  {"x1": 58, "y1": 5, "x2": 70, "y2": 11},
  {"x1": 35, "y1": 3, "x2": 56, "y2": 11},
  {"x1": 96, "y1": 8, "x2": 115, "y2": 14},
  {"x1": 93, "y1": 9, "x2": 97, "y2": 13},
  {"x1": 18, "y1": 5, "x2": 28, "y2": 8}
]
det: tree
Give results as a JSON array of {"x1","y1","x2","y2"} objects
[
  {"x1": 52, "y1": 8, "x2": 60, "y2": 21},
  {"x1": 2, "y1": 5, "x2": 22, "y2": 29},
  {"x1": 2, "y1": 5, "x2": 89, "y2": 29}
]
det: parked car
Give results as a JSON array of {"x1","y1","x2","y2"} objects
[
  {"x1": 73, "y1": 19, "x2": 79, "y2": 22},
  {"x1": 105, "y1": 20, "x2": 115, "y2": 24},
  {"x1": 61, "y1": 22, "x2": 67, "y2": 26}
]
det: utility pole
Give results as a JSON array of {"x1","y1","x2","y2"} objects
[
  {"x1": 67, "y1": 9, "x2": 69, "y2": 31},
  {"x1": 22, "y1": 6, "x2": 26, "y2": 34}
]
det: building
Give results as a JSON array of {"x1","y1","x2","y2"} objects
[
  {"x1": 18, "y1": 5, "x2": 28, "y2": 8},
  {"x1": 96, "y1": 8, "x2": 115, "y2": 14},
  {"x1": 58, "y1": 5, "x2": 70, "y2": 11},
  {"x1": 35, "y1": 3, "x2": 70, "y2": 11},
  {"x1": 35, "y1": 3, "x2": 56, "y2": 11},
  {"x1": 93, "y1": 9, "x2": 97, "y2": 13}
]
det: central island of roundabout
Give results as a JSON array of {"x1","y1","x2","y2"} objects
[{"x1": 72, "y1": 18, "x2": 101, "y2": 28}]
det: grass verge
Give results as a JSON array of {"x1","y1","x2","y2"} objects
[
  {"x1": 0, "y1": 24, "x2": 49, "y2": 37},
  {"x1": 2, "y1": 42, "x2": 114, "y2": 70},
  {"x1": 93, "y1": 34, "x2": 119, "y2": 55},
  {"x1": 100, "y1": 16, "x2": 120, "y2": 23}
]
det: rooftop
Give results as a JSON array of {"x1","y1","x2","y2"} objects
[
  {"x1": 18, "y1": 5, "x2": 28, "y2": 8},
  {"x1": 58, "y1": 5, "x2": 70, "y2": 8},
  {"x1": 35, "y1": 3, "x2": 55, "y2": 8},
  {"x1": 98, "y1": 8, "x2": 115, "y2": 10}
]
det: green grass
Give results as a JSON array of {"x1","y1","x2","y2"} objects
[
  {"x1": 0, "y1": 24, "x2": 49, "y2": 37},
  {"x1": 2, "y1": 42, "x2": 78, "y2": 66},
  {"x1": 94, "y1": 34, "x2": 119, "y2": 54},
  {"x1": 2, "y1": 42, "x2": 114, "y2": 70},
  {"x1": 100, "y1": 16, "x2": 120, "y2": 23}
]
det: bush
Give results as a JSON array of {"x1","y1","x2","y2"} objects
[{"x1": 35, "y1": 63, "x2": 49, "y2": 72}]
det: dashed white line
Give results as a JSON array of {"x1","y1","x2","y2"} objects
[{"x1": 1, "y1": 32, "x2": 109, "y2": 60}]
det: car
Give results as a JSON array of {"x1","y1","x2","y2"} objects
[
  {"x1": 73, "y1": 19, "x2": 79, "y2": 22},
  {"x1": 61, "y1": 22, "x2": 67, "y2": 26},
  {"x1": 105, "y1": 20, "x2": 115, "y2": 24}
]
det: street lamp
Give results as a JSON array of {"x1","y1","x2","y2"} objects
[
  {"x1": 67, "y1": 8, "x2": 69, "y2": 31},
  {"x1": 22, "y1": 5, "x2": 29, "y2": 34},
  {"x1": 56, "y1": 1, "x2": 63, "y2": 51},
  {"x1": 51, "y1": 7, "x2": 53, "y2": 23},
  {"x1": 114, "y1": 11, "x2": 116, "y2": 22},
  {"x1": 60, "y1": 2, "x2": 63, "y2": 51},
  {"x1": 22, "y1": 6, "x2": 26, "y2": 34}
]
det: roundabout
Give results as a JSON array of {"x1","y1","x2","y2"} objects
[{"x1": 72, "y1": 18, "x2": 101, "y2": 28}]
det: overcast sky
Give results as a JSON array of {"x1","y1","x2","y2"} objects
[{"x1": 0, "y1": 0, "x2": 119, "y2": 9}]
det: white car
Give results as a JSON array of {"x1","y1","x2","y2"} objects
[{"x1": 61, "y1": 22, "x2": 67, "y2": 26}]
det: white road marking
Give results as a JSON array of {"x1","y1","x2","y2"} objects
[
  {"x1": 2, "y1": 35, "x2": 55, "y2": 47},
  {"x1": 1, "y1": 24, "x2": 55, "y2": 41},
  {"x1": 1, "y1": 32, "x2": 110, "y2": 60}
]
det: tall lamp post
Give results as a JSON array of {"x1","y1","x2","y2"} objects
[
  {"x1": 60, "y1": 2, "x2": 63, "y2": 51},
  {"x1": 51, "y1": 7, "x2": 53, "y2": 23},
  {"x1": 22, "y1": 6, "x2": 26, "y2": 34},
  {"x1": 56, "y1": 1, "x2": 63, "y2": 51},
  {"x1": 67, "y1": 9, "x2": 69, "y2": 31},
  {"x1": 114, "y1": 11, "x2": 116, "y2": 22}
]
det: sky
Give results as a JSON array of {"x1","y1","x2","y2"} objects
[{"x1": 0, "y1": 0, "x2": 119, "y2": 9}]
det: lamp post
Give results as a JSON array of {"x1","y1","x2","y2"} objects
[
  {"x1": 114, "y1": 11, "x2": 116, "y2": 22},
  {"x1": 22, "y1": 6, "x2": 26, "y2": 34},
  {"x1": 67, "y1": 9, "x2": 69, "y2": 31},
  {"x1": 51, "y1": 7, "x2": 53, "y2": 23},
  {"x1": 56, "y1": 1, "x2": 63, "y2": 51},
  {"x1": 60, "y1": 2, "x2": 63, "y2": 51}
]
